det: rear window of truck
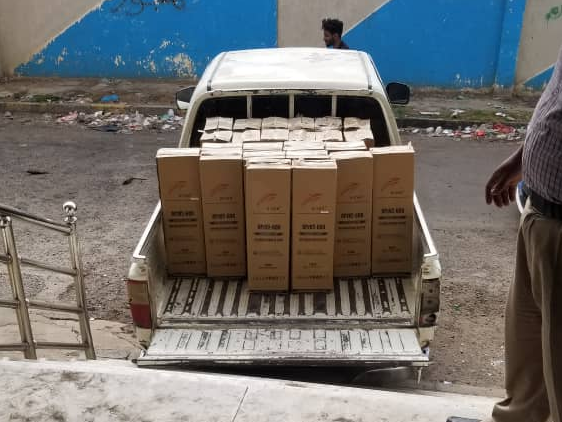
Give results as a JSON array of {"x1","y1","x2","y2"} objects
[{"x1": 190, "y1": 94, "x2": 391, "y2": 147}]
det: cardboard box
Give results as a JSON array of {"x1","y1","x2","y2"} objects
[
  {"x1": 283, "y1": 141, "x2": 325, "y2": 151},
  {"x1": 344, "y1": 129, "x2": 375, "y2": 148},
  {"x1": 231, "y1": 132, "x2": 244, "y2": 145},
  {"x1": 243, "y1": 151, "x2": 287, "y2": 159},
  {"x1": 285, "y1": 150, "x2": 329, "y2": 159},
  {"x1": 261, "y1": 129, "x2": 289, "y2": 142},
  {"x1": 344, "y1": 117, "x2": 370, "y2": 131},
  {"x1": 262, "y1": 117, "x2": 289, "y2": 129},
  {"x1": 201, "y1": 147, "x2": 242, "y2": 157},
  {"x1": 199, "y1": 153, "x2": 246, "y2": 277},
  {"x1": 245, "y1": 162, "x2": 292, "y2": 291},
  {"x1": 200, "y1": 130, "x2": 233, "y2": 143},
  {"x1": 233, "y1": 118, "x2": 262, "y2": 131},
  {"x1": 330, "y1": 151, "x2": 373, "y2": 277},
  {"x1": 202, "y1": 142, "x2": 241, "y2": 151},
  {"x1": 325, "y1": 141, "x2": 367, "y2": 152},
  {"x1": 288, "y1": 130, "x2": 317, "y2": 142},
  {"x1": 237, "y1": 129, "x2": 261, "y2": 143},
  {"x1": 245, "y1": 157, "x2": 291, "y2": 165},
  {"x1": 291, "y1": 159, "x2": 337, "y2": 290},
  {"x1": 156, "y1": 148, "x2": 206, "y2": 275},
  {"x1": 316, "y1": 130, "x2": 343, "y2": 142},
  {"x1": 315, "y1": 116, "x2": 342, "y2": 130},
  {"x1": 218, "y1": 117, "x2": 234, "y2": 131},
  {"x1": 204, "y1": 117, "x2": 219, "y2": 132},
  {"x1": 289, "y1": 117, "x2": 315, "y2": 131},
  {"x1": 204, "y1": 117, "x2": 233, "y2": 132},
  {"x1": 242, "y1": 142, "x2": 284, "y2": 151},
  {"x1": 371, "y1": 145, "x2": 415, "y2": 274}
]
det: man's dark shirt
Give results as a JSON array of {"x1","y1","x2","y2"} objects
[{"x1": 336, "y1": 40, "x2": 349, "y2": 49}]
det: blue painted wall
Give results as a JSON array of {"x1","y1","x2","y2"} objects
[
  {"x1": 495, "y1": 0, "x2": 527, "y2": 87},
  {"x1": 13, "y1": 0, "x2": 542, "y2": 89},
  {"x1": 344, "y1": 0, "x2": 522, "y2": 88},
  {"x1": 16, "y1": 0, "x2": 277, "y2": 78},
  {"x1": 524, "y1": 66, "x2": 554, "y2": 90}
]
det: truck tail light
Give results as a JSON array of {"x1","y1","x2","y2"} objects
[{"x1": 127, "y1": 262, "x2": 152, "y2": 329}]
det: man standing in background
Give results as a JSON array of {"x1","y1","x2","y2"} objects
[{"x1": 322, "y1": 18, "x2": 349, "y2": 49}]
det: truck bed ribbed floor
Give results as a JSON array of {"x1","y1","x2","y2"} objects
[{"x1": 161, "y1": 277, "x2": 416, "y2": 323}]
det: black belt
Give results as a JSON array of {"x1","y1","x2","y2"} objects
[{"x1": 528, "y1": 188, "x2": 562, "y2": 220}]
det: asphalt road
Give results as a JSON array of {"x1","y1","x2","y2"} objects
[
  {"x1": 0, "y1": 116, "x2": 521, "y2": 388},
  {"x1": 406, "y1": 133, "x2": 520, "y2": 388}
]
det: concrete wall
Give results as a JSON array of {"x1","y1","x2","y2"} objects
[
  {"x1": 516, "y1": 1, "x2": 562, "y2": 89},
  {"x1": 1, "y1": 0, "x2": 559, "y2": 90},
  {"x1": 0, "y1": 0, "x2": 103, "y2": 76},
  {"x1": 279, "y1": 0, "x2": 526, "y2": 88},
  {"x1": 344, "y1": 0, "x2": 526, "y2": 88},
  {"x1": 11, "y1": 0, "x2": 277, "y2": 78}
]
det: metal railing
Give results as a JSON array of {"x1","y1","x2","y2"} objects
[{"x1": 0, "y1": 201, "x2": 95, "y2": 359}]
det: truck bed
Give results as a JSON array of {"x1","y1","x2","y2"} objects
[
  {"x1": 133, "y1": 196, "x2": 438, "y2": 368},
  {"x1": 138, "y1": 276, "x2": 426, "y2": 367},
  {"x1": 161, "y1": 277, "x2": 415, "y2": 323}
]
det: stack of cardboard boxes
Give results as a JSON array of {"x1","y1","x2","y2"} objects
[
  {"x1": 291, "y1": 159, "x2": 338, "y2": 290},
  {"x1": 331, "y1": 151, "x2": 373, "y2": 277},
  {"x1": 199, "y1": 153, "x2": 247, "y2": 277},
  {"x1": 245, "y1": 160, "x2": 292, "y2": 291},
  {"x1": 156, "y1": 149, "x2": 206, "y2": 275},
  {"x1": 157, "y1": 116, "x2": 415, "y2": 292},
  {"x1": 371, "y1": 145, "x2": 415, "y2": 274}
]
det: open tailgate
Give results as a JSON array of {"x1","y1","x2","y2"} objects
[{"x1": 137, "y1": 327, "x2": 427, "y2": 367}]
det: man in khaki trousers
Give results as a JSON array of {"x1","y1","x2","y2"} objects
[{"x1": 449, "y1": 50, "x2": 562, "y2": 422}]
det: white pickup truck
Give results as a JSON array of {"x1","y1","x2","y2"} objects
[{"x1": 127, "y1": 48, "x2": 441, "y2": 371}]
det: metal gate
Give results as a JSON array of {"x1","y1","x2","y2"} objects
[{"x1": 0, "y1": 202, "x2": 95, "y2": 359}]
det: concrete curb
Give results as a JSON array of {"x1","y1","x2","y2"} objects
[
  {"x1": 0, "y1": 359, "x2": 497, "y2": 422},
  {"x1": 0, "y1": 101, "x2": 528, "y2": 129}
]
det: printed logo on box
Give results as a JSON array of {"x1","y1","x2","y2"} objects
[
  {"x1": 209, "y1": 183, "x2": 235, "y2": 201},
  {"x1": 168, "y1": 181, "x2": 194, "y2": 197},
  {"x1": 340, "y1": 182, "x2": 366, "y2": 201},
  {"x1": 257, "y1": 192, "x2": 278, "y2": 206},
  {"x1": 302, "y1": 193, "x2": 323, "y2": 206},
  {"x1": 381, "y1": 177, "x2": 401, "y2": 193}
]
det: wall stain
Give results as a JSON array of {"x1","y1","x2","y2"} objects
[
  {"x1": 56, "y1": 48, "x2": 68, "y2": 65},
  {"x1": 114, "y1": 55, "x2": 125, "y2": 67},
  {"x1": 110, "y1": 0, "x2": 186, "y2": 16},
  {"x1": 165, "y1": 53, "x2": 194, "y2": 77},
  {"x1": 546, "y1": 5, "x2": 562, "y2": 22}
]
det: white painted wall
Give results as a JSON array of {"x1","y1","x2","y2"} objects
[
  {"x1": 0, "y1": 0, "x2": 103, "y2": 75},
  {"x1": 277, "y1": 0, "x2": 388, "y2": 47},
  {"x1": 516, "y1": 1, "x2": 562, "y2": 84}
]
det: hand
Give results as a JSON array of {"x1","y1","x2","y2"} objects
[{"x1": 485, "y1": 147, "x2": 523, "y2": 207}]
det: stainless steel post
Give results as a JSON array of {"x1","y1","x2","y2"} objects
[{"x1": 63, "y1": 202, "x2": 96, "y2": 359}]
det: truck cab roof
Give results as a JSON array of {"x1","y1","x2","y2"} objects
[{"x1": 200, "y1": 48, "x2": 383, "y2": 94}]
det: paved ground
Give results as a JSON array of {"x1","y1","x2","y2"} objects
[
  {"x1": 409, "y1": 134, "x2": 520, "y2": 388},
  {"x1": 0, "y1": 113, "x2": 521, "y2": 391},
  {"x1": 0, "y1": 359, "x2": 498, "y2": 422}
]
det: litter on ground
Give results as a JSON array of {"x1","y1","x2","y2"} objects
[
  {"x1": 402, "y1": 122, "x2": 526, "y2": 141},
  {"x1": 54, "y1": 110, "x2": 184, "y2": 133}
]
